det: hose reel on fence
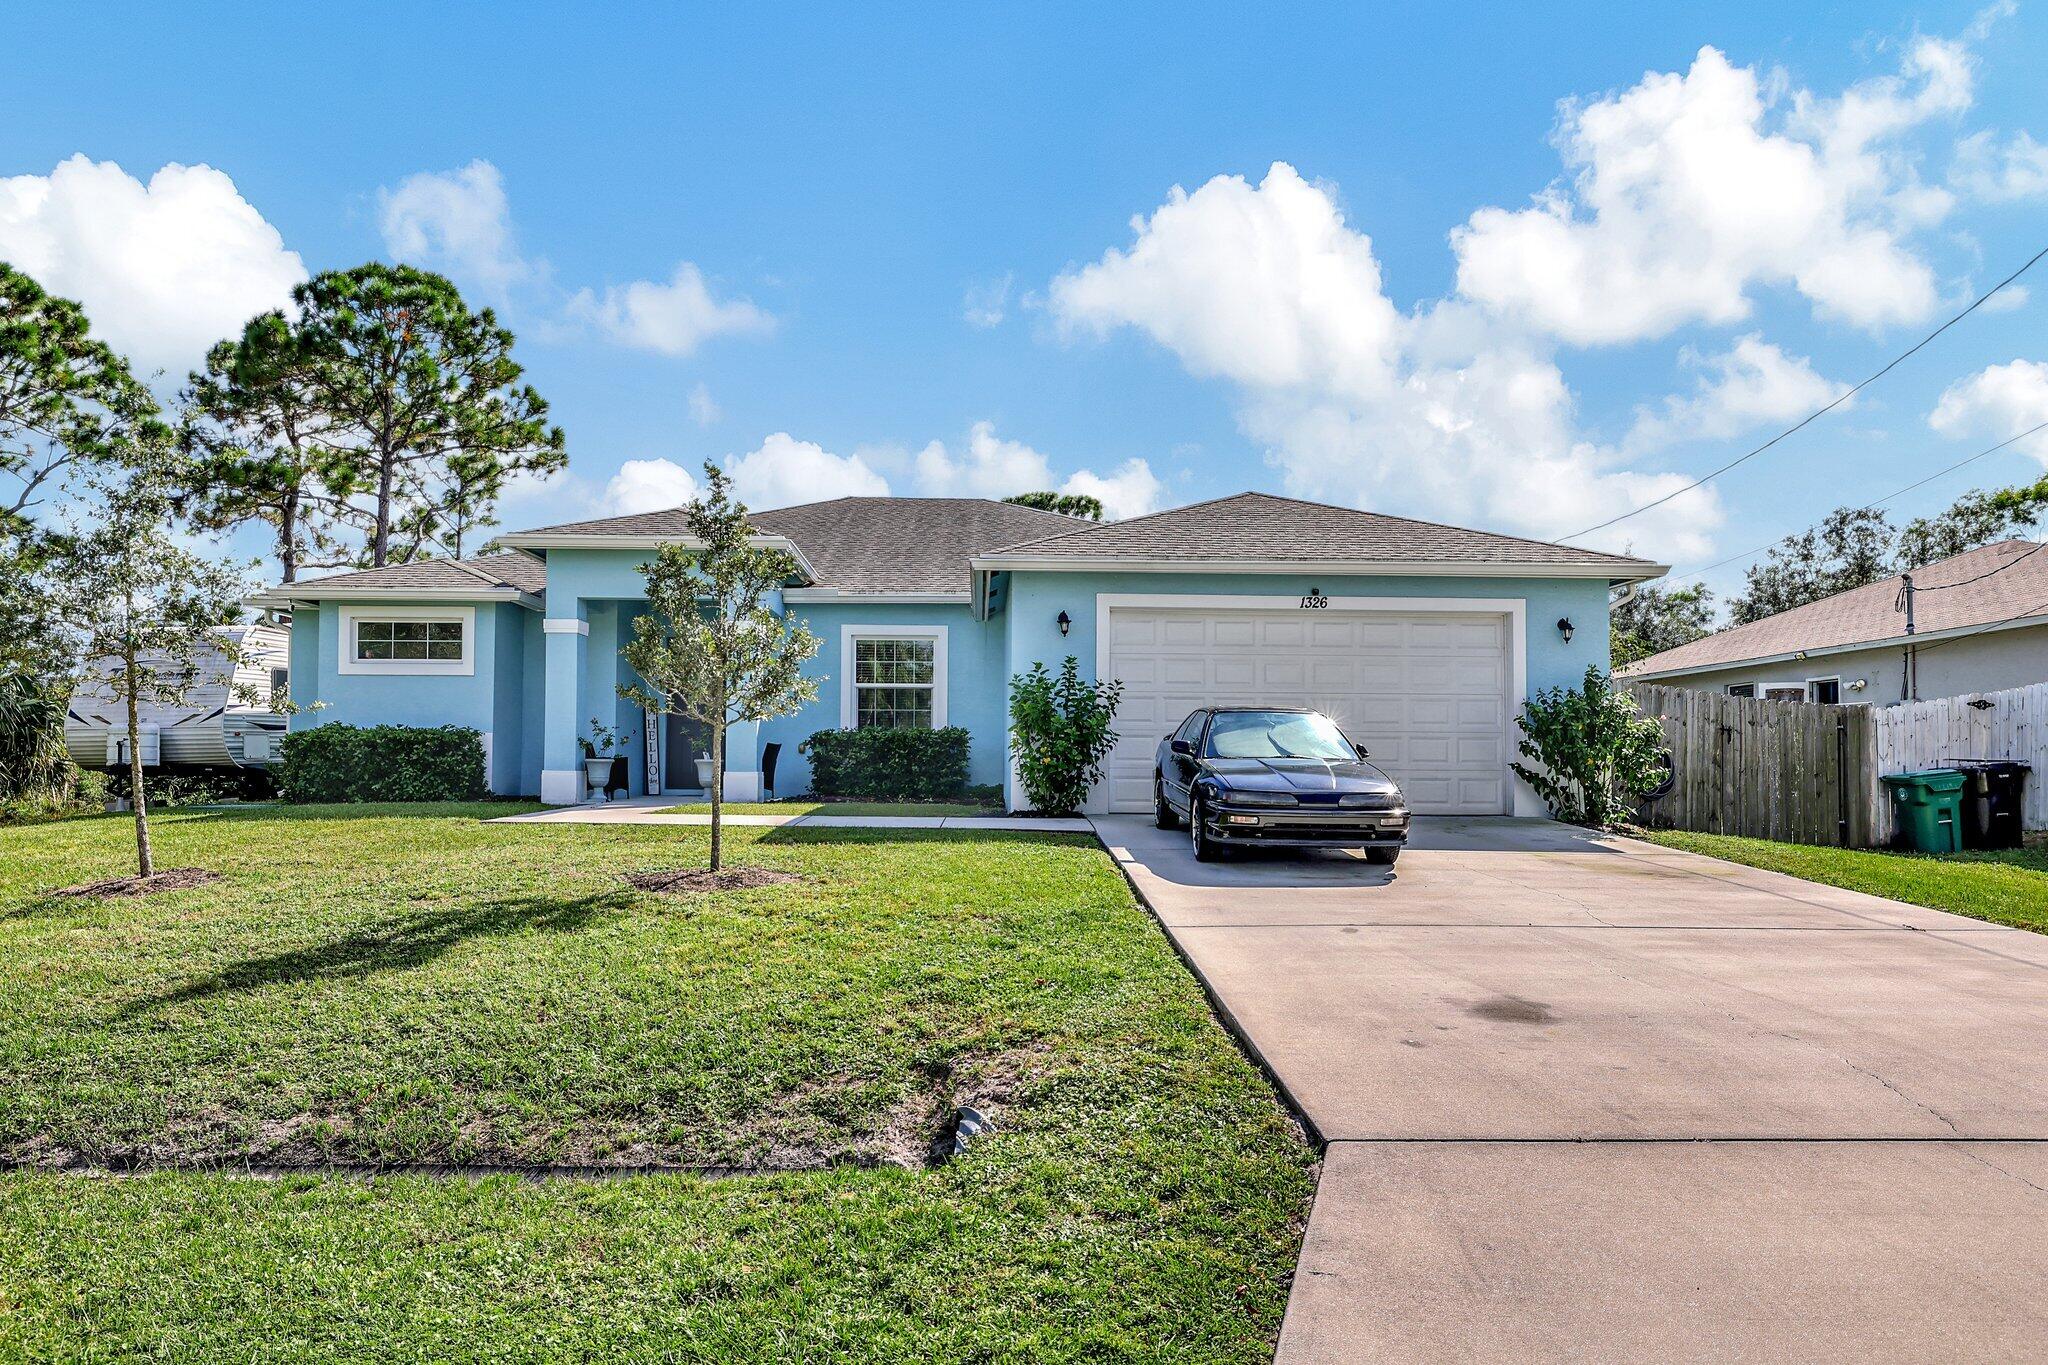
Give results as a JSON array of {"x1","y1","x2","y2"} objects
[{"x1": 1644, "y1": 748, "x2": 1676, "y2": 801}]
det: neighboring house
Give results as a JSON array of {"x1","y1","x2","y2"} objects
[
  {"x1": 64, "y1": 622, "x2": 291, "y2": 771},
  {"x1": 249, "y1": 492, "x2": 1663, "y2": 814},
  {"x1": 1618, "y1": 540, "x2": 2048, "y2": 704}
]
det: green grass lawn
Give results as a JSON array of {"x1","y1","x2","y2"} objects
[
  {"x1": 0, "y1": 807, "x2": 1313, "y2": 1360},
  {"x1": 658, "y1": 800, "x2": 998, "y2": 817},
  {"x1": 1634, "y1": 829, "x2": 2048, "y2": 934}
]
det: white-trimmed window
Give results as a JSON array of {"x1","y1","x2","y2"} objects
[
  {"x1": 1725, "y1": 683, "x2": 1755, "y2": 698},
  {"x1": 1806, "y1": 677, "x2": 1841, "y2": 704},
  {"x1": 840, "y1": 625, "x2": 946, "y2": 729},
  {"x1": 1763, "y1": 685, "x2": 1805, "y2": 702},
  {"x1": 338, "y1": 605, "x2": 476, "y2": 676}
]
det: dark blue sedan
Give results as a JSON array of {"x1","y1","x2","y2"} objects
[{"x1": 1153, "y1": 707, "x2": 1410, "y2": 864}]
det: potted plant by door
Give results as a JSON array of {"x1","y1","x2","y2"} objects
[{"x1": 582, "y1": 718, "x2": 623, "y2": 796}]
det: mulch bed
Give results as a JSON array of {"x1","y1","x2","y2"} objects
[
  {"x1": 624, "y1": 867, "x2": 801, "y2": 894},
  {"x1": 53, "y1": 868, "x2": 222, "y2": 899}
]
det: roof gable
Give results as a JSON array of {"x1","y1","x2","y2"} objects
[{"x1": 1619, "y1": 539, "x2": 2048, "y2": 677}]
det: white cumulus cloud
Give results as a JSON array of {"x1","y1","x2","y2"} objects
[
  {"x1": 377, "y1": 159, "x2": 531, "y2": 297},
  {"x1": 566, "y1": 263, "x2": 774, "y2": 358},
  {"x1": 1929, "y1": 360, "x2": 2048, "y2": 464},
  {"x1": 727, "y1": 432, "x2": 889, "y2": 510},
  {"x1": 1450, "y1": 40, "x2": 1966, "y2": 343},
  {"x1": 601, "y1": 458, "x2": 703, "y2": 515},
  {"x1": 0, "y1": 155, "x2": 305, "y2": 373},
  {"x1": 909, "y1": 420, "x2": 1163, "y2": 517},
  {"x1": 1952, "y1": 129, "x2": 2048, "y2": 201},
  {"x1": 1047, "y1": 162, "x2": 1724, "y2": 558},
  {"x1": 687, "y1": 382, "x2": 721, "y2": 426},
  {"x1": 1060, "y1": 458, "x2": 1164, "y2": 521},
  {"x1": 1623, "y1": 334, "x2": 1847, "y2": 453}
]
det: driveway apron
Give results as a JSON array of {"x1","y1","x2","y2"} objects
[{"x1": 1093, "y1": 814, "x2": 2048, "y2": 1363}]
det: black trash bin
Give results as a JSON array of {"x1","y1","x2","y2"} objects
[{"x1": 1953, "y1": 760, "x2": 2031, "y2": 850}]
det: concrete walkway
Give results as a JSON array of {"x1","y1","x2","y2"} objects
[
  {"x1": 1093, "y1": 813, "x2": 2048, "y2": 1362},
  {"x1": 488, "y1": 796, "x2": 1092, "y2": 833}
]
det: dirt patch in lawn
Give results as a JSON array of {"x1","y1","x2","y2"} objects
[
  {"x1": 52, "y1": 868, "x2": 222, "y2": 899},
  {"x1": 624, "y1": 866, "x2": 801, "y2": 894}
]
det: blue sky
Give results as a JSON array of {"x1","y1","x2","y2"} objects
[{"x1": 3, "y1": 2, "x2": 2044, "y2": 599}]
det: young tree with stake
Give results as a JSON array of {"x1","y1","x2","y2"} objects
[
  {"x1": 49, "y1": 445, "x2": 253, "y2": 878},
  {"x1": 619, "y1": 465, "x2": 820, "y2": 872}
]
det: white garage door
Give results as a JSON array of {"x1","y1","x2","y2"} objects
[{"x1": 1103, "y1": 607, "x2": 1512, "y2": 815}]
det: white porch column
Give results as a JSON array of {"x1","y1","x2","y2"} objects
[{"x1": 539, "y1": 614, "x2": 589, "y2": 804}]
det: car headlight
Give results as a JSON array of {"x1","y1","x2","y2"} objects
[
  {"x1": 1338, "y1": 792, "x2": 1400, "y2": 809},
  {"x1": 1225, "y1": 790, "x2": 1299, "y2": 808}
]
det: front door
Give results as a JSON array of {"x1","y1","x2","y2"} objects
[{"x1": 663, "y1": 712, "x2": 716, "y2": 792}]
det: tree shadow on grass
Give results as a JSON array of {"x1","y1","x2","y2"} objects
[{"x1": 112, "y1": 889, "x2": 626, "y2": 1019}]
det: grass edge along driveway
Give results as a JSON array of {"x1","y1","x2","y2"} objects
[
  {"x1": 0, "y1": 807, "x2": 1315, "y2": 1361},
  {"x1": 1634, "y1": 828, "x2": 2048, "y2": 935}
]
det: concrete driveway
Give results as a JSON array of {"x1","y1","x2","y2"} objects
[{"x1": 1093, "y1": 815, "x2": 2048, "y2": 1362}]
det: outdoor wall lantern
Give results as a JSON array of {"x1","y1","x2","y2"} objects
[
  {"x1": 1057, "y1": 610, "x2": 1072, "y2": 637},
  {"x1": 1556, "y1": 617, "x2": 1575, "y2": 644},
  {"x1": 1850, "y1": 678, "x2": 1869, "y2": 692}
]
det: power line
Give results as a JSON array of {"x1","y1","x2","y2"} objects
[
  {"x1": 1909, "y1": 594, "x2": 2048, "y2": 657},
  {"x1": 1561, "y1": 242, "x2": 2048, "y2": 544},
  {"x1": 1910, "y1": 540, "x2": 2045, "y2": 592},
  {"x1": 1660, "y1": 419, "x2": 2048, "y2": 586}
]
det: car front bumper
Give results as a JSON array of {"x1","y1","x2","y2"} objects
[{"x1": 1201, "y1": 803, "x2": 1411, "y2": 847}]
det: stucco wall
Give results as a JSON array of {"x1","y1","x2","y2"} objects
[
  {"x1": 1637, "y1": 622, "x2": 2048, "y2": 704},
  {"x1": 285, "y1": 599, "x2": 533, "y2": 795},
  {"x1": 1000, "y1": 570, "x2": 1617, "y2": 813},
  {"x1": 758, "y1": 601, "x2": 1009, "y2": 794}
]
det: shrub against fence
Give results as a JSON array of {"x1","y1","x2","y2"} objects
[
  {"x1": 278, "y1": 724, "x2": 488, "y2": 803},
  {"x1": 799, "y1": 726, "x2": 971, "y2": 801}
]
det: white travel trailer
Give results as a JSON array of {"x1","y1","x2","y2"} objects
[{"x1": 63, "y1": 623, "x2": 290, "y2": 772}]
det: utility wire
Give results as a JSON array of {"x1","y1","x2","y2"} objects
[
  {"x1": 1908, "y1": 540, "x2": 2046, "y2": 592},
  {"x1": 1561, "y1": 243, "x2": 2048, "y2": 544},
  {"x1": 1908, "y1": 594, "x2": 2048, "y2": 656},
  {"x1": 1660, "y1": 419, "x2": 2048, "y2": 586}
]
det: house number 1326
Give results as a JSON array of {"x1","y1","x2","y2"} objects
[{"x1": 1299, "y1": 593, "x2": 1329, "y2": 609}]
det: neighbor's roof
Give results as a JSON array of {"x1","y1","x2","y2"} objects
[
  {"x1": 1618, "y1": 539, "x2": 2048, "y2": 678},
  {"x1": 974, "y1": 491, "x2": 1666, "y2": 578},
  {"x1": 249, "y1": 550, "x2": 548, "y2": 606},
  {"x1": 499, "y1": 496, "x2": 1088, "y2": 596}
]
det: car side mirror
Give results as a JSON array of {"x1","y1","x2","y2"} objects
[
  {"x1": 1342, "y1": 732, "x2": 1368, "y2": 759},
  {"x1": 1168, "y1": 738, "x2": 1193, "y2": 756}
]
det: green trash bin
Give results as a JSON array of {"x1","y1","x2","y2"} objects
[{"x1": 1880, "y1": 769, "x2": 1967, "y2": 853}]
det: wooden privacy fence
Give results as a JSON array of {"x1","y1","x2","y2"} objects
[
  {"x1": 1867, "y1": 681, "x2": 2048, "y2": 843},
  {"x1": 1626, "y1": 684, "x2": 1884, "y2": 847},
  {"x1": 1626, "y1": 680, "x2": 2048, "y2": 847}
]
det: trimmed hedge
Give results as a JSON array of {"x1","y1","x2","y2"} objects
[
  {"x1": 278, "y1": 724, "x2": 488, "y2": 804},
  {"x1": 800, "y1": 726, "x2": 971, "y2": 801}
]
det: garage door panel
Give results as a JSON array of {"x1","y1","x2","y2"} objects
[{"x1": 1104, "y1": 606, "x2": 1512, "y2": 815}]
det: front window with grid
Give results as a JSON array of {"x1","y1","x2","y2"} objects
[
  {"x1": 854, "y1": 637, "x2": 935, "y2": 729},
  {"x1": 354, "y1": 619, "x2": 464, "y2": 663}
]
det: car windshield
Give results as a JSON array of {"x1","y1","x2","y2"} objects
[{"x1": 1203, "y1": 710, "x2": 1356, "y2": 761}]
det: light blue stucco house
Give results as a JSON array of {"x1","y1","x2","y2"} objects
[{"x1": 250, "y1": 492, "x2": 1666, "y2": 815}]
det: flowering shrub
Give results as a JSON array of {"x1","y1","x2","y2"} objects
[
  {"x1": 1008, "y1": 657, "x2": 1123, "y2": 815},
  {"x1": 1509, "y1": 666, "x2": 1667, "y2": 827}
]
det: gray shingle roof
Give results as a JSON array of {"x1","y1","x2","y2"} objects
[
  {"x1": 281, "y1": 550, "x2": 548, "y2": 597},
  {"x1": 502, "y1": 497, "x2": 1088, "y2": 594},
  {"x1": 1618, "y1": 539, "x2": 2048, "y2": 677},
  {"x1": 750, "y1": 498, "x2": 1088, "y2": 594},
  {"x1": 981, "y1": 491, "x2": 1663, "y2": 571}
]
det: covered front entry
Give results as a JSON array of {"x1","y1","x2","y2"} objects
[{"x1": 1101, "y1": 601, "x2": 1516, "y2": 815}]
